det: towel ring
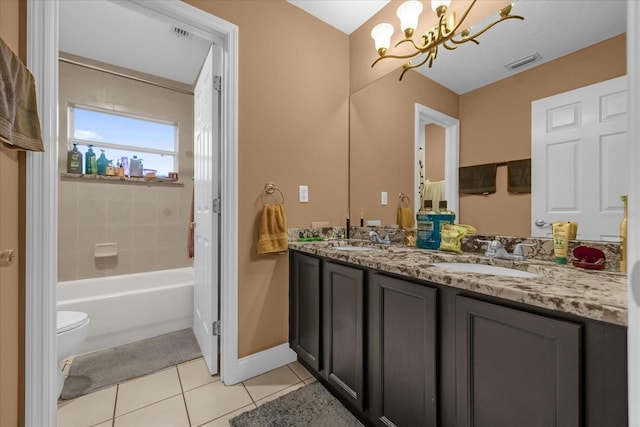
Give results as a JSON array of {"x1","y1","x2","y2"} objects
[
  {"x1": 261, "y1": 182, "x2": 285, "y2": 206},
  {"x1": 398, "y1": 193, "x2": 411, "y2": 208}
]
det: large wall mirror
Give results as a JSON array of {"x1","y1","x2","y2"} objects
[{"x1": 349, "y1": 0, "x2": 627, "y2": 241}]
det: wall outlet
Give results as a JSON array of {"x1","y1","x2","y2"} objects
[
  {"x1": 381, "y1": 191, "x2": 388, "y2": 205},
  {"x1": 299, "y1": 185, "x2": 309, "y2": 203}
]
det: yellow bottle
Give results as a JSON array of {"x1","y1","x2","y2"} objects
[{"x1": 620, "y1": 195, "x2": 628, "y2": 273}]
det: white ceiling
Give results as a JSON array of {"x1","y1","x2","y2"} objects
[{"x1": 59, "y1": 0, "x2": 627, "y2": 94}]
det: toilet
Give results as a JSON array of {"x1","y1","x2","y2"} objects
[{"x1": 57, "y1": 311, "x2": 90, "y2": 398}]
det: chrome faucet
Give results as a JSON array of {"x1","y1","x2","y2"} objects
[
  {"x1": 369, "y1": 230, "x2": 393, "y2": 245},
  {"x1": 476, "y1": 239, "x2": 535, "y2": 261}
]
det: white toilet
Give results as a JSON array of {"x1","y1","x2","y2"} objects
[{"x1": 57, "y1": 311, "x2": 90, "y2": 398}]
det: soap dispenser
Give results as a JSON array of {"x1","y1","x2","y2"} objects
[
  {"x1": 97, "y1": 150, "x2": 108, "y2": 176},
  {"x1": 85, "y1": 145, "x2": 97, "y2": 174},
  {"x1": 67, "y1": 143, "x2": 83, "y2": 174}
]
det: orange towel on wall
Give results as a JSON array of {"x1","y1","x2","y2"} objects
[
  {"x1": 257, "y1": 204, "x2": 288, "y2": 255},
  {"x1": 397, "y1": 207, "x2": 414, "y2": 229}
]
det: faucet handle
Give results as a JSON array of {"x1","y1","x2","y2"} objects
[{"x1": 513, "y1": 243, "x2": 536, "y2": 257}]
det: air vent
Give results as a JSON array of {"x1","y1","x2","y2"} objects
[
  {"x1": 170, "y1": 26, "x2": 193, "y2": 40},
  {"x1": 505, "y1": 52, "x2": 541, "y2": 71}
]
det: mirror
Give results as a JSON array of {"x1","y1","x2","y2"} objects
[{"x1": 349, "y1": 0, "x2": 627, "y2": 240}]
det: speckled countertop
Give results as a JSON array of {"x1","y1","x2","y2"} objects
[{"x1": 288, "y1": 240, "x2": 628, "y2": 327}]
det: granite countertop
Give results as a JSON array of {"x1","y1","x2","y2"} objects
[{"x1": 288, "y1": 240, "x2": 628, "y2": 327}]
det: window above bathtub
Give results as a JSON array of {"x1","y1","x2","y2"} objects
[{"x1": 68, "y1": 105, "x2": 178, "y2": 177}]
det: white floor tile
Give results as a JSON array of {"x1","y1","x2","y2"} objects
[
  {"x1": 255, "y1": 382, "x2": 305, "y2": 406},
  {"x1": 91, "y1": 421, "x2": 112, "y2": 427},
  {"x1": 243, "y1": 365, "x2": 301, "y2": 402},
  {"x1": 184, "y1": 381, "x2": 253, "y2": 426},
  {"x1": 177, "y1": 357, "x2": 218, "y2": 392},
  {"x1": 199, "y1": 403, "x2": 257, "y2": 427},
  {"x1": 114, "y1": 395, "x2": 189, "y2": 427},
  {"x1": 288, "y1": 361, "x2": 313, "y2": 381},
  {"x1": 115, "y1": 367, "x2": 182, "y2": 416},
  {"x1": 304, "y1": 376, "x2": 318, "y2": 385},
  {"x1": 57, "y1": 386, "x2": 117, "y2": 427}
]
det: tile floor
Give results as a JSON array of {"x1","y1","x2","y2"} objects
[{"x1": 57, "y1": 358, "x2": 316, "y2": 427}]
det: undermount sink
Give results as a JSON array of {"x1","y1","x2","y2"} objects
[
  {"x1": 335, "y1": 246, "x2": 379, "y2": 252},
  {"x1": 432, "y1": 262, "x2": 540, "y2": 278}
]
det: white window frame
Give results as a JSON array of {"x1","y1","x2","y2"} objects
[{"x1": 67, "y1": 103, "x2": 179, "y2": 173}]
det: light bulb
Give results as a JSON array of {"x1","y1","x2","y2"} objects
[
  {"x1": 431, "y1": 0, "x2": 451, "y2": 15},
  {"x1": 396, "y1": 1, "x2": 423, "y2": 38},
  {"x1": 371, "y1": 23, "x2": 394, "y2": 56}
]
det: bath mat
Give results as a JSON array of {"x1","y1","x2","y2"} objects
[
  {"x1": 61, "y1": 328, "x2": 201, "y2": 400},
  {"x1": 230, "y1": 382, "x2": 362, "y2": 427}
]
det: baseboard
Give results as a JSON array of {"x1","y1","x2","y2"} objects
[{"x1": 235, "y1": 343, "x2": 297, "y2": 383}]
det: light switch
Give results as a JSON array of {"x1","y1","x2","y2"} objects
[
  {"x1": 299, "y1": 185, "x2": 309, "y2": 203},
  {"x1": 381, "y1": 191, "x2": 388, "y2": 205}
]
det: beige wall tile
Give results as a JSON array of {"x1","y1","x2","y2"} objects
[
  {"x1": 77, "y1": 199, "x2": 107, "y2": 227},
  {"x1": 106, "y1": 184, "x2": 133, "y2": 203},
  {"x1": 132, "y1": 249, "x2": 157, "y2": 273},
  {"x1": 107, "y1": 202, "x2": 133, "y2": 226},
  {"x1": 133, "y1": 200, "x2": 157, "y2": 225},
  {"x1": 107, "y1": 225, "x2": 134, "y2": 251},
  {"x1": 59, "y1": 200, "x2": 79, "y2": 228},
  {"x1": 57, "y1": 253, "x2": 78, "y2": 282},
  {"x1": 58, "y1": 180, "x2": 78, "y2": 202},
  {"x1": 133, "y1": 225, "x2": 157, "y2": 249},
  {"x1": 77, "y1": 250, "x2": 105, "y2": 279},
  {"x1": 132, "y1": 185, "x2": 156, "y2": 202},
  {"x1": 156, "y1": 247, "x2": 188, "y2": 271},
  {"x1": 77, "y1": 225, "x2": 108, "y2": 253},
  {"x1": 77, "y1": 181, "x2": 106, "y2": 201},
  {"x1": 157, "y1": 224, "x2": 183, "y2": 248},
  {"x1": 157, "y1": 202, "x2": 180, "y2": 225},
  {"x1": 58, "y1": 226, "x2": 79, "y2": 254}
]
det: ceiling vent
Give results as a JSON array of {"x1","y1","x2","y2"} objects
[
  {"x1": 170, "y1": 26, "x2": 193, "y2": 40},
  {"x1": 505, "y1": 52, "x2": 541, "y2": 71}
]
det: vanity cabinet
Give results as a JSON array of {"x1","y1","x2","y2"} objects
[
  {"x1": 288, "y1": 250, "x2": 627, "y2": 427},
  {"x1": 322, "y1": 261, "x2": 365, "y2": 411},
  {"x1": 289, "y1": 253, "x2": 322, "y2": 372},
  {"x1": 455, "y1": 295, "x2": 582, "y2": 427},
  {"x1": 369, "y1": 274, "x2": 438, "y2": 427}
]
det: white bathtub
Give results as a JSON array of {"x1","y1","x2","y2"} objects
[{"x1": 57, "y1": 267, "x2": 194, "y2": 355}]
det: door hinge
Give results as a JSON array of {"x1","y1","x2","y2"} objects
[
  {"x1": 212, "y1": 320, "x2": 221, "y2": 336},
  {"x1": 213, "y1": 76, "x2": 221, "y2": 92},
  {"x1": 213, "y1": 198, "x2": 221, "y2": 214}
]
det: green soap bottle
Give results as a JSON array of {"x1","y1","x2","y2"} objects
[
  {"x1": 85, "y1": 145, "x2": 97, "y2": 174},
  {"x1": 97, "y1": 150, "x2": 108, "y2": 176},
  {"x1": 67, "y1": 143, "x2": 83, "y2": 174}
]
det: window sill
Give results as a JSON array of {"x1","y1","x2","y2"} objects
[{"x1": 60, "y1": 173, "x2": 185, "y2": 186}]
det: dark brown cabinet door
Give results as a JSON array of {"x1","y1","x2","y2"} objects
[
  {"x1": 455, "y1": 295, "x2": 582, "y2": 427},
  {"x1": 323, "y1": 262, "x2": 365, "y2": 411},
  {"x1": 289, "y1": 253, "x2": 321, "y2": 372},
  {"x1": 370, "y1": 274, "x2": 438, "y2": 427}
]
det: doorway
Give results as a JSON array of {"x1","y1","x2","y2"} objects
[{"x1": 25, "y1": 1, "x2": 239, "y2": 425}]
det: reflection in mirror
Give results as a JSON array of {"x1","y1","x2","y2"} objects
[{"x1": 349, "y1": 5, "x2": 626, "y2": 241}]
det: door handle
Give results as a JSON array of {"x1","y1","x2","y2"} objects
[
  {"x1": 0, "y1": 249, "x2": 16, "y2": 268},
  {"x1": 534, "y1": 219, "x2": 550, "y2": 227}
]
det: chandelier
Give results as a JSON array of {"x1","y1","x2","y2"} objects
[{"x1": 371, "y1": 0, "x2": 524, "y2": 80}]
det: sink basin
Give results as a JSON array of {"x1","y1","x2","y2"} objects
[
  {"x1": 432, "y1": 262, "x2": 540, "y2": 278},
  {"x1": 335, "y1": 246, "x2": 378, "y2": 252}
]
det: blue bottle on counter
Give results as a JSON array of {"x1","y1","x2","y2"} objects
[
  {"x1": 432, "y1": 200, "x2": 456, "y2": 248},
  {"x1": 416, "y1": 200, "x2": 436, "y2": 249}
]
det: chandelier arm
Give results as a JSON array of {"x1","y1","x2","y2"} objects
[
  {"x1": 371, "y1": 50, "x2": 424, "y2": 68},
  {"x1": 442, "y1": 41, "x2": 459, "y2": 51},
  {"x1": 450, "y1": 15, "x2": 525, "y2": 45},
  {"x1": 448, "y1": 0, "x2": 480, "y2": 36},
  {"x1": 395, "y1": 37, "x2": 429, "y2": 52}
]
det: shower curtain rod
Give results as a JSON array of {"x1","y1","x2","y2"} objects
[{"x1": 58, "y1": 56, "x2": 194, "y2": 96}]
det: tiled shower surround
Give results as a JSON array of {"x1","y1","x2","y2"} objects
[{"x1": 57, "y1": 59, "x2": 194, "y2": 281}]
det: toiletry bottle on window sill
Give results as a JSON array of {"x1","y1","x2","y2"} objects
[{"x1": 67, "y1": 143, "x2": 82, "y2": 174}]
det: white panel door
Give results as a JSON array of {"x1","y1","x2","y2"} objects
[
  {"x1": 193, "y1": 44, "x2": 221, "y2": 375},
  {"x1": 531, "y1": 76, "x2": 628, "y2": 241}
]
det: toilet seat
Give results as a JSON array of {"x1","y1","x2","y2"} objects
[{"x1": 57, "y1": 311, "x2": 89, "y2": 334}]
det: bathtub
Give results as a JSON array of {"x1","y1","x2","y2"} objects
[{"x1": 57, "y1": 267, "x2": 194, "y2": 355}]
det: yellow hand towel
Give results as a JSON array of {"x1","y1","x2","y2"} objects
[
  {"x1": 397, "y1": 207, "x2": 414, "y2": 229},
  {"x1": 257, "y1": 203, "x2": 288, "y2": 255}
]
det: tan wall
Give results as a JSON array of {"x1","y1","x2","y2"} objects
[
  {"x1": 185, "y1": 0, "x2": 350, "y2": 357},
  {"x1": 425, "y1": 124, "x2": 445, "y2": 182},
  {"x1": 58, "y1": 61, "x2": 194, "y2": 281},
  {"x1": 349, "y1": 0, "x2": 512, "y2": 93},
  {"x1": 458, "y1": 34, "x2": 627, "y2": 235},
  {"x1": 0, "y1": 1, "x2": 25, "y2": 425},
  {"x1": 350, "y1": 70, "x2": 458, "y2": 224}
]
